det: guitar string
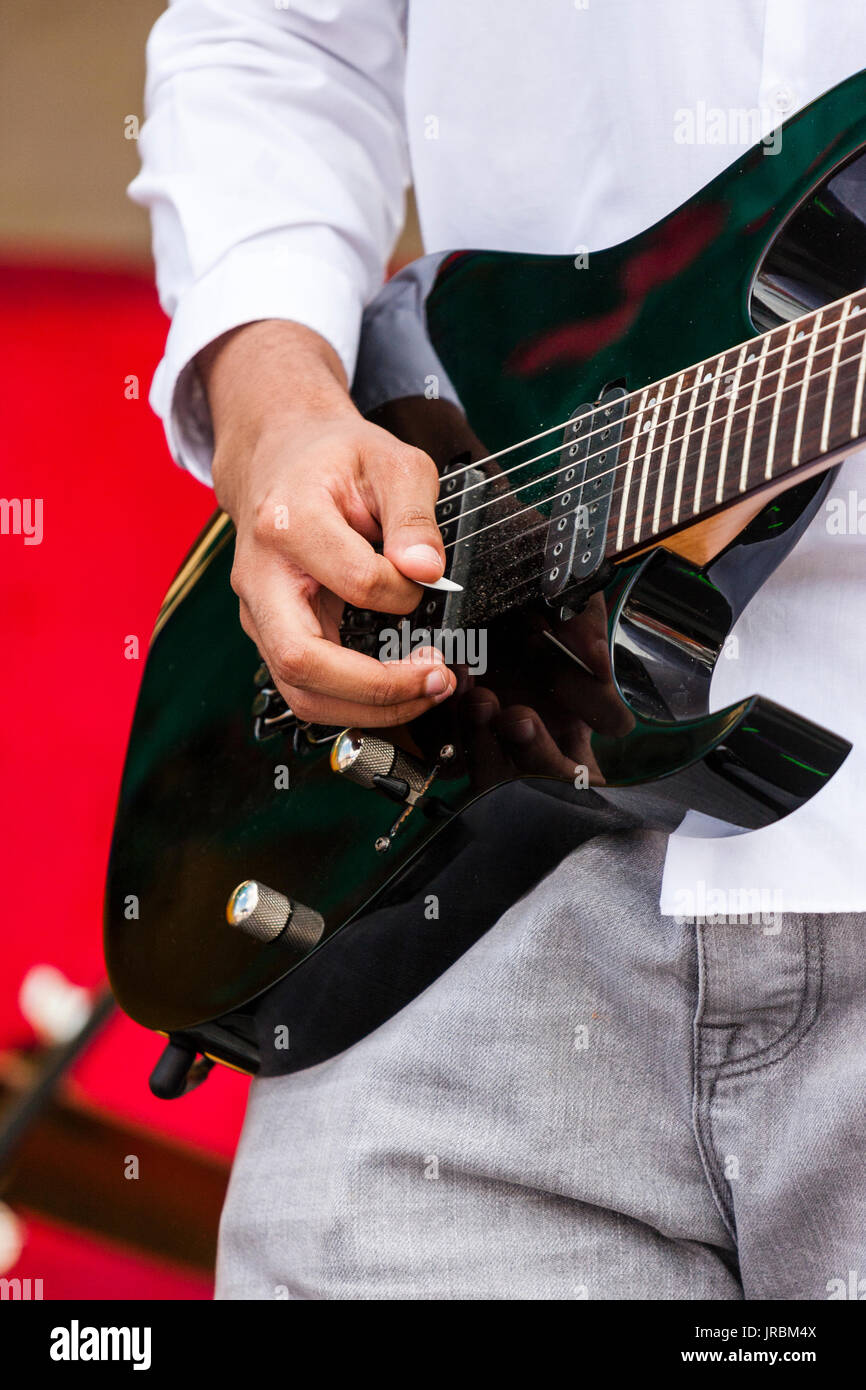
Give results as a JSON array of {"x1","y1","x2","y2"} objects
[
  {"x1": 439, "y1": 328, "x2": 866, "y2": 559},
  {"x1": 475, "y1": 352, "x2": 866, "y2": 613},
  {"x1": 438, "y1": 322, "x2": 860, "y2": 532},
  {"x1": 430, "y1": 288, "x2": 866, "y2": 499},
  {"x1": 436, "y1": 310, "x2": 865, "y2": 528},
  {"x1": 457, "y1": 337, "x2": 866, "y2": 573},
  {"x1": 435, "y1": 341, "x2": 866, "y2": 612},
  {"x1": 433, "y1": 287, "x2": 863, "y2": 488}
]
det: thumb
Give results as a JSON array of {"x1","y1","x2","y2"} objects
[{"x1": 373, "y1": 445, "x2": 445, "y2": 584}]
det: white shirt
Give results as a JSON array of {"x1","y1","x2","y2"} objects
[{"x1": 129, "y1": 0, "x2": 866, "y2": 914}]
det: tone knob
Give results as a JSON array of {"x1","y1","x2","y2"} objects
[
  {"x1": 225, "y1": 880, "x2": 325, "y2": 952},
  {"x1": 330, "y1": 729, "x2": 429, "y2": 803},
  {"x1": 226, "y1": 880, "x2": 292, "y2": 942}
]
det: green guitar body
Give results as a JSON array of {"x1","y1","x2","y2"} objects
[{"x1": 105, "y1": 71, "x2": 866, "y2": 1089}]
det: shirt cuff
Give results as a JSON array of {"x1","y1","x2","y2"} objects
[{"x1": 151, "y1": 240, "x2": 366, "y2": 485}]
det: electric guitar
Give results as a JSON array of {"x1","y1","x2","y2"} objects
[{"x1": 106, "y1": 70, "x2": 866, "y2": 1097}]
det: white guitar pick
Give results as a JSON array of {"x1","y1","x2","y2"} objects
[{"x1": 415, "y1": 575, "x2": 463, "y2": 592}]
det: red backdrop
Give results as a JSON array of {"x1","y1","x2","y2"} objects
[{"x1": 0, "y1": 258, "x2": 249, "y2": 1298}]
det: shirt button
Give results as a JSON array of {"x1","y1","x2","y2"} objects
[{"x1": 770, "y1": 83, "x2": 795, "y2": 113}]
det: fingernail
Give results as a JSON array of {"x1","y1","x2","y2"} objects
[
  {"x1": 501, "y1": 718, "x2": 535, "y2": 744},
  {"x1": 425, "y1": 667, "x2": 450, "y2": 697},
  {"x1": 404, "y1": 544, "x2": 443, "y2": 571},
  {"x1": 467, "y1": 698, "x2": 496, "y2": 726}
]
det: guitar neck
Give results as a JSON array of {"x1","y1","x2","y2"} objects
[{"x1": 606, "y1": 287, "x2": 866, "y2": 561}]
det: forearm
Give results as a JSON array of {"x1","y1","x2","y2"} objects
[
  {"x1": 200, "y1": 321, "x2": 355, "y2": 447},
  {"x1": 199, "y1": 320, "x2": 363, "y2": 526},
  {"x1": 130, "y1": 0, "x2": 409, "y2": 482}
]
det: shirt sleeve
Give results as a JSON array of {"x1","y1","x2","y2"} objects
[{"x1": 128, "y1": 0, "x2": 410, "y2": 484}]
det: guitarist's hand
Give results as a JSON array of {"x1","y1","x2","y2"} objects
[{"x1": 200, "y1": 320, "x2": 457, "y2": 728}]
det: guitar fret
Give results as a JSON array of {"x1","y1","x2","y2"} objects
[
  {"x1": 739, "y1": 333, "x2": 771, "y2": 490},
  {"x1": 763, "y1": 322, "x2": 797, "y2": 480},
  {"x1": 820, "y1": 301, "x2": 853, "y2": 453},
  {"x1": 632, "y1": 382, "x2": 667, "y2": 544},
  {"x1": 672, "y1": 369, "x2": 703, "y2": 526},
  {"x1": 615, "y1": 387, "x2": 651, "y2": 553},
  {"x1": 652, "y1": 372, "x2": 684, "y2": 533},
  {"x1": 692, "y1": 354, "x2": 725, "y2": 514},
  {"x1": 715, "y1": 343, "x2": 749, "y2": 504},
  {"x1": 852, "y1": 309, "x2": 866, "y2": 438},
  {"x1": 604, "y1": 288, "x2": 866, "y2": 560},
  {"x1": 791, "y1": 309, "x2": 824, "y2": 466}
]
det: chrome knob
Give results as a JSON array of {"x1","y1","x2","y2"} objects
[
  {"x1": 226, "y1": 880, "x2": 292, "y2": 942},
  {"x1": 225, "y1": 880, "x2": 326, "y2": 952},
  {"x1": 330, "y1": 729, "x2": 429, "y2": 803}
]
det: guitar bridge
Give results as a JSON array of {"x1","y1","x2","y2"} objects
[{"x1": 541, "y1": 386, "x2": 627, "y2": 609}]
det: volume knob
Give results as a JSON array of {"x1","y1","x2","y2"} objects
[
  {"x1": 330, "y1": 729, "x2": 429, "y2": 803},
  {"x1": 225, "y1": 880, "x2": 326, "y2": 952},
  {"x1": 226, "y1": 880, "x2": 292, "y2": 942}
]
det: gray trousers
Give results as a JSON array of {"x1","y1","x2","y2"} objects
[{"x1": 215, "y1": 800, "x2": 866, "y2": 1300}]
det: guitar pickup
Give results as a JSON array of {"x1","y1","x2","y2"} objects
[{"x1": 541, "y1": 387, "x2": 627, "y2": 607}]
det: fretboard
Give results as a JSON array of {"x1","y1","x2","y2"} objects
[{"x1": 606, "y1": 287, "x2": 866, "y2": 558}]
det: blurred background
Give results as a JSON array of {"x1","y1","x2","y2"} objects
[{"x1": 0, "y1": 1, "x2": 420, "y2": 1299}]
